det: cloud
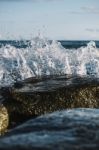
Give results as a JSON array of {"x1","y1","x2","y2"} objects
[
  {"x1": 68, "y1": 6, "x2": 99, "y2": 15},
  {"x1": 69, "y1": 11, "x2": 82, "y2": 14},
  {"x1": 81, "y1": 6, "x2": 99, "y2": 14},
  {"x1": 86, "y1": 28, "x2": 95, "y2": 32},
  {"x1": 86, "y1": 28, "x2": 99, "y2": 32}
]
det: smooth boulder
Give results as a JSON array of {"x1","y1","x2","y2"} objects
[{"x1": 0, "y1": 108, "x2": 99, "y2": 149}]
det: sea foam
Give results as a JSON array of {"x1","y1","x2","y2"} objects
[{"x1": 0, "y1": 37, "x2": 99, "y2": 86}]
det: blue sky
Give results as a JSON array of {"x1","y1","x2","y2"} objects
[{"x1": 0, "y1": 0, "x2": 99, "y2": 40}]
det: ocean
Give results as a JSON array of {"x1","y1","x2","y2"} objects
[{"x1": 0, "y1": 37, "x2": 99, "y2": 86}]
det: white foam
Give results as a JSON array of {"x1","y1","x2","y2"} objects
[{"x1": 0, "y1": 37, "x2": 99, "y2": 86}]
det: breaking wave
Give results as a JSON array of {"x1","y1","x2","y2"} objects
[{"x1": 0, "y1": 36, "x2": 99, "y2": 86}]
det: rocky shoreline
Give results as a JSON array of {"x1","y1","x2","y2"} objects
[{"x1": 0, "y1": 75, "x2": 99, "y2": 149}]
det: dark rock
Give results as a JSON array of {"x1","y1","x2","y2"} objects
[
  {"x1": 0, "y1": 87, "x2": 36, "y2": 129},
  {"x1": 3, "y1": 99, "x2": 35, "y2": 129},
  {"x1": 1, "y1": 75, "x2": 99, "y2": 128},
  {"x1": 0, "y1": 109, "x2": 99, "y2": 149},
  {"x1": 0, "y1": 105, "x2": 9, "y2": 135},
  {"x1": 9, "y1": 75, "x2": 99, "y2": 116}
]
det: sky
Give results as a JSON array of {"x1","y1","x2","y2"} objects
[{"x1": 0, "y1": 0, "x2": 99, "y2": 40}]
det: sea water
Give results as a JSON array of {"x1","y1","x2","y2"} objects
[{"x1": 0, "y1": 37, "x2": 99, "y2": 86}]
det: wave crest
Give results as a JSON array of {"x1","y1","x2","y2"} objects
[{"x1": 0, "y1": 37, "x2": 99, "y2": 86}]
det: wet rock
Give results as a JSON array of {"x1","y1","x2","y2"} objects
[
  {"x1": 1, "y1": 75, "x2": 99, "y2": 127},
  {"x1": 0, "y1": 105, "x2": 9, "y2": 135},
  {"x1": 0, "y1": 108, "x2": 99, "y2": 149},
  {"x1": 3, "y1": 100, "x2": 34, "y2": 129},
  {"x1": 0, "y1": 87, "x2": 36, "y2": 128},
  {"x1": 9, "y1": 75, "x2": 99, "y2": 116}
]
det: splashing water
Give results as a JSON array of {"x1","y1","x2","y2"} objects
[{"x1": 0, "y1": 37, "x2": 99, "y2": 86}]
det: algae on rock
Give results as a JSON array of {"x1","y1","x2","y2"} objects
[{"x1": 0, "y1": 105, "x2": 9, "y2": 135}]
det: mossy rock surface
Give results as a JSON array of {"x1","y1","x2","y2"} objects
[
  {"x1": 0, "y1": 105, "x2": 9, "y2": 135},
  {"x1": 0, "y1": 75, "x2": 99, "y2": 130},
  {"x1": 8, "y1": 75, "x2": 99, "y2": 116}
]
